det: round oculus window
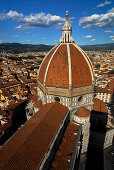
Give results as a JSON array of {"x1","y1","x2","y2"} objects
[
  {"x1": 55, "y1": 97, "x2": 60, "y2": 102},
  {"x1": 78, "y1": 96, "x2": 83, "y2": 102}
]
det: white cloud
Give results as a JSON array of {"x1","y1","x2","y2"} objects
[
  {"x1": 18, "y1": 12, "x2": 65, "y2": 29},
  {"x1": 42, "y1": 37, "x2": 46, "y2": 40},
  {"x1": 0, "y1": 10, "x2": 23, "y2": 21},
  {"x1": 109, "y1": 8, "x2": 114, "y2": 13},
  {"x1": 6, "y1": 10, "x2": 23, "y2": 19},
  {"x1": 16, "y1": 25, "x2": 22, "y2": 29},
  {"x1": 9, "y1": 35, "x2": 19, "y2": 38},
  {"x1": 19, "y1": 41, "x2": 25, "y2": 43},
  {"x1": 109, "y1": 36, "x2": 114, "y2": 41},
  {"x1": 79, "y1": 7, "x2": 114, "y2": 29},
  {"x1": 97, "y1": 1, "x2": 112, "y2": 7},
  {"x1": 16, "y1": 25, "x2": 31, "y2": 30},
  {"x1": 84, "y1": 35, "x2": 92, "y2": 38},
  {"x1": 26, "y1": 40, "x2": 31, "y2": 42},
  {"x1": 90, "y1": 39, "x2": 96, "y2": 41},
  {"x1": 109, "y1": 36, "x2": 114, "y2": 38},
  {"x1": 104, "y1": 30, "x2": 113, "y2": 33},
  {"x1": 0, "y1": 40, "x2": 3, "y2": 44},
  {"x1": 0, "y1": 13, "x2": 6, "y2": 20},
  {"x1": 0, "y1": 10, "x2": 67, "y2": 30}
]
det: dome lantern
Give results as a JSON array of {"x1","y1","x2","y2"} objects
[{"x1": 60, "y1": 11, "x2": 74, "y2": 43}]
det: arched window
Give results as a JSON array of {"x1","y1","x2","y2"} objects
[{"x1": 65, "y1": 34, "x2": 66, "y2": 42}]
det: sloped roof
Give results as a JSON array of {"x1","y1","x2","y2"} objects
[
  {"x1": 0, "y1": 102, "x2": 68, "y2": 170},
  {"x1": 93, "y1": 98, "x2": 107, "y2": 113},
  {"x1": 75, "y1": 107, "x2": 90, "y2": 117},
  {"x1": 51, "y1": 122, "x2": 79, "y2": 169}
]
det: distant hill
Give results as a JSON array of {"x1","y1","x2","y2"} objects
[
  {"x1": 0, "y1": 43, "x2": 114, "y2": 53},
  {"x1": 0, "y1": 43, "x2": 53, "y2": 53},
  {"x1": 81, "y1": 43, "x2": 114, "y2": 51}
]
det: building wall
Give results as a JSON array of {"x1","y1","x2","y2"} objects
[
  {"x1": 96, "y1": 93, "x2": 111, "y2": 103},
  {"x1": 104, "y1": 128, "x2": 114, "y2": 149},
  {"x1": 37, "y1": 87, "x2": 94, "y2": 111},
  {"x1": 73, "y1": 123, "x2": 90, "y2": 170},
  {"x1": 81, "y1": 123, "x2": 90, "y2": 153},
  {"x1": 73, "y1": 116, "x2": 90, "y2": 125},
  {"x1": 25, "y1": 99, "x2": 35, "y2": 120},
  {"x1": 37, "y1": 80, "x2": 94, "y2": 98}
]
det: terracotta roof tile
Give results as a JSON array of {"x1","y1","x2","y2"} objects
[
  {"x1": 70, "y1": 44, "x2": 92, "y2": 87},
  {"x1": 34, "y1": 100, "x2": 43, "y2": 108},
  {"x1": 38, "y1": 44, "x2": 93, "y2": 89},
  {"x1": 46, "y1": 45, "x2": 69, "y2": 88},
  {"x1": 96, "y1": 87, "x2": 112, "y2": 94},
  {"x1": 93, "y1": 98, "x2": 107, "y2": 113},
  {"x1": 51, "y1": 122, "x2": 79, "y2": 170},
  {"x1": 38, "y1": 45, "x2": 59, "y2": 83},
  {"x1": 0, "y1": 102, "x2": 68, "y2": 170},
  {"x1": 75, "y1": 107, "x2": 90, "y2": 117}
]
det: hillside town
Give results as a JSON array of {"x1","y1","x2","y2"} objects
[
  {"x1": 0, "y1": 49, "x2": 113, "y2": 144},
  {"x1": 86, "y1": 50, "x2": 114, "y2": 107}
]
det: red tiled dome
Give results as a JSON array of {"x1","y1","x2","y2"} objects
[
  {"x1": 38, "y1": 43, "x2": 94, "y2": 89},
  {"x1": 75, "y1": 107, "x2": 90, "y2": 117}
]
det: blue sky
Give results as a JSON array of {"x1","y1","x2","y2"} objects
[{"x1": 0, "y1": 0, "x2": 114, "y2": 45}]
